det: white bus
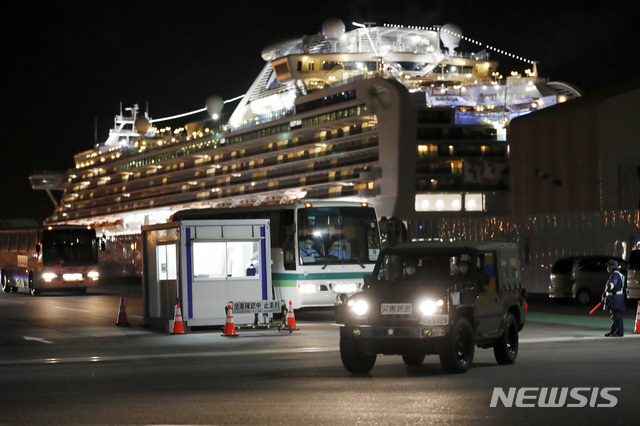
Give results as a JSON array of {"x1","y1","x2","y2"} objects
[
  {"x1": 172, "y1": 200, "x2": 381, "y2": 309},
  {"x1": 0, "y1": 222, "x2": 101, "y2": 296}
]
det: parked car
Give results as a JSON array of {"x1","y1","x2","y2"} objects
[
  {"x1": 549, "y1": 256, "x2": 628, "y2": 305},
  {"x1": 336, "y1": 241, "x2": 527, "y2": 374},
  {"x1": 626, "y1": 249, "x2": 640, "y2": 300}
]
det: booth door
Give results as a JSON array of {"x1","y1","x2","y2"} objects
[
  {"x1": 190, "y1": 240, "x2": 262, "y2": 324},
  {"x1": 156, "y1": 243, "x2": 178, "y2": 320}
]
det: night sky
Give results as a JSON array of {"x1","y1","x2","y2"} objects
[{"x1": 2, "y1": 0, "x2": 639, "y2": 221}]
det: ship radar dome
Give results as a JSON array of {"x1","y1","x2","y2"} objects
[
  {"x1": 440, "y1": 23, "x2": 462, "y2": 54},
  {"x1": 322, "y1": 18, "x2": 345, "y2": 40},
  {"x1": 206, "y1": 95, "x2": 224, "y2": 120},
  {"x1": 134, "y1": 117, "x2": 150, "y2": 134}
]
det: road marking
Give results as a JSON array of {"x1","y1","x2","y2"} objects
[
  {"x1": 521, "y1": 334, "x2": 640, "y2": 344},
  {"x1": 23, "y1": 336, "x2": 54, "y2": 344},
  {"x1": 0, "y1": 346, "x2": 339, "y2": 366},
  {"x1": 54, "y1": 306, "x2": 91, "y2": 313},
  {"x1": 0, "y1": 298, "x2": 24, "y2": 304},
  {"x1": 2, "y1": 335, "x2": 638, "y2": 367}
]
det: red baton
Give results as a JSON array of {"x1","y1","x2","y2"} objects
[{"x1": 589, "y1": 302, "x2": 602, "y2": 315}]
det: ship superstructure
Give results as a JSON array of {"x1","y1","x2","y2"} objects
[{"x1": 36, "y1": 19, "x2": 581, "y2": 241}]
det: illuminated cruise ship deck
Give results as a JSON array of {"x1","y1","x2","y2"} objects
[{"x1": 34, "y1": 19, "x2": 581, "y2": 239}]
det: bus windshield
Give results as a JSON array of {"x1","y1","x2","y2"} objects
[
  {"x1": 297, "y1": 206, "x2": 380, "y2": 265},
  {"x1": 41, "y1": 229, "x2": 98, "y2": 266}
]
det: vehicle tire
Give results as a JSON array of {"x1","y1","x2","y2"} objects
[
  {"x1": 402, "y1": 354, "x2": 425, "y2": 366},
  {"x1": 575, "y1": 289, "x2": 591, "y2": 305},
  {"x1": 439, "y1": 318, "x2": 475, "y2": 374},
  {"x1": 1, "y1": 272, "x2": 10, "y2": 293},
  {"x1": 27, "y1": 271, "x2": 39, "y2": 296},
  {"x1": 493, "y1": 313, "x2": 519, "y2": 365},
  {"x1": 340, "y1": 336, "x2": 376, "y2": 374}
]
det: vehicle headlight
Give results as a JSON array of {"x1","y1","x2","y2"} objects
[
  {"x1": 87, "y1": 271, "x2": 100, "y2": 279},
  {"x1": 419, "y1": 299, "x2": 445, "y2": 315},
  {"x1": 42, "y1": 272, "x2": 57, "y2": 281},
  {"x1": 347, "y1": 299, "x2": 369, "y2": 316}
]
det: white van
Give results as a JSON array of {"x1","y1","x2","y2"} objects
[
  {"x1": 627, "y1": 250, "x2": 640, "y2": 300},
  {"x1": 549, "y1": 256, "x2": 627, "y2": 305}
]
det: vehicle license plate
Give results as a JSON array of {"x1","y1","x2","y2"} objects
[
  {"x1": 381, "y1": 303, "x2": 412, "y2": 314},
  {"x1": 420, "y1": 315, "x2": 448, "y2": 325}
]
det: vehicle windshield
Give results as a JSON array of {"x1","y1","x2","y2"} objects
[
  {"x1": 41, "y1": 229, "x2": 98, "y2": 266},
  {"x1": 374, "y1": 251, "x2": 473, "y2": 285},
  {"x1": 297, "y1": 206, "x2": 380, "y2": 265}
]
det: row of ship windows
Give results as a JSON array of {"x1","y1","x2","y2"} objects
[
  {"x1": 416, "y1": 126, "x2": 497, "y2": 140},
  {"x1": 417, "y1": 143, "x2": 507, "y2": 158},
  {"x1": 73, "y1": 104, "x2": 370, "y2": 184},
  {"x1": 59, "y1": 167, "x2": 371, "y2": 220},
  {"x1": 416, "y1": 158, "x2": 508, "y2": 176},
  {"x1": 70, "y1": 124, "x2": 377, "y2": 193},
  {"x1": 225, "y1": 104, "x2": 366, "y2": 144},
  {"x1": 62, "y1": 146, "x2": 379, "y2": 209},
  {"x1": 417, "y1": 178, "x2": 509, "y2": 191}
]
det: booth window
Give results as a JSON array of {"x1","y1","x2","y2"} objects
[
  {"x1": 193, "y1": 241, "x2": 260, "y2": 279},
  {"x1": 157, "y1": 243, "x2": 177, "y2": 280}
]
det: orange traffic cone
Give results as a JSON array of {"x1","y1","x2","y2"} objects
[
  {"x1": 634, "y1": 301, "x2": 640, "y2": 334},
  {"x1": 222, "y1": 303, "x2": 237, "y2": 337},
  {"x1": 116, "y1": 297, "x2": 129, "y2": 326},
  {"x1": 170, "y1": 302, "x2": 185, "y2": 334},
  {"x1": 284, "y1": 300, "x2": 298, "y2": 330}
]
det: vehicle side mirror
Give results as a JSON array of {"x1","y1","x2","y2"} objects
[{"x1": 363, "y1": 274, "x2": 372, "y2": 289}]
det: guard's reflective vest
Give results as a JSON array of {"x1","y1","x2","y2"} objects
[{"x1": 605, "y1": 270, "x2": 625, "y2": 310}]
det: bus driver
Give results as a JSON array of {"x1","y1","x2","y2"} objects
[{"x1": 300, "y1": 239, "x2": 319, "y2": 257}]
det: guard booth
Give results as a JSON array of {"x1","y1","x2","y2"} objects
[{"x1": 142, "y1": 219, "x2": 272, "y2": 330}]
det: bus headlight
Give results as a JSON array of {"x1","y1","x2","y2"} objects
[
  {"x1": 87, "y1": 271, "x2": 100, "y2": 280},
  {"x1": 419, "y1": 299, "x2": 445, "y2": 315},
  {"x1": 42, "y1": 272, "x2": 57, "y2": 282},
  {"x1": 347, "y1": 299, "x2": 369, "y2": 316},
  {"x1": 332, "y1": 282, "x2": 359, "y2": 293},
  {"x1": 297, "y1": 284, "x2": 318, "y2": 294}
]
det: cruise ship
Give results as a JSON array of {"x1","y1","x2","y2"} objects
[{"x1": 30, "y1": 18, "x2": 581, "y2": 274}]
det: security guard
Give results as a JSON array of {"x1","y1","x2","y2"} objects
[{"x1": 602, "y1": 259, "x2": 625, "y2": 337}]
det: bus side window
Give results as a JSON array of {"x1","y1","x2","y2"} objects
[{"x1": 281, "y1": 211, "x2": 295, "y2": 270}]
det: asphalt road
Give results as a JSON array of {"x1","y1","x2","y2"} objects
[{"x1": 1, "y1": 281, "x2": 638, "y2": 425}]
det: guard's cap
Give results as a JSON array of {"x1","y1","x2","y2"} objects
[{"x1": 607, "y1": 259, "x2": 618, "y2": 266}]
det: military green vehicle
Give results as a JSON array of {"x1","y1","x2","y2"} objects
[{"x1": 336, "y1": 241, "x2": 527, "y2": 374}]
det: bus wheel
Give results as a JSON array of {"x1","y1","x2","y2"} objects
[
  {"x1": 27, "y1": 271, "x2": 39, "y2": 296},
  {"x1": 1, "y1": 272, "x2": 11, "y2": 293}
]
